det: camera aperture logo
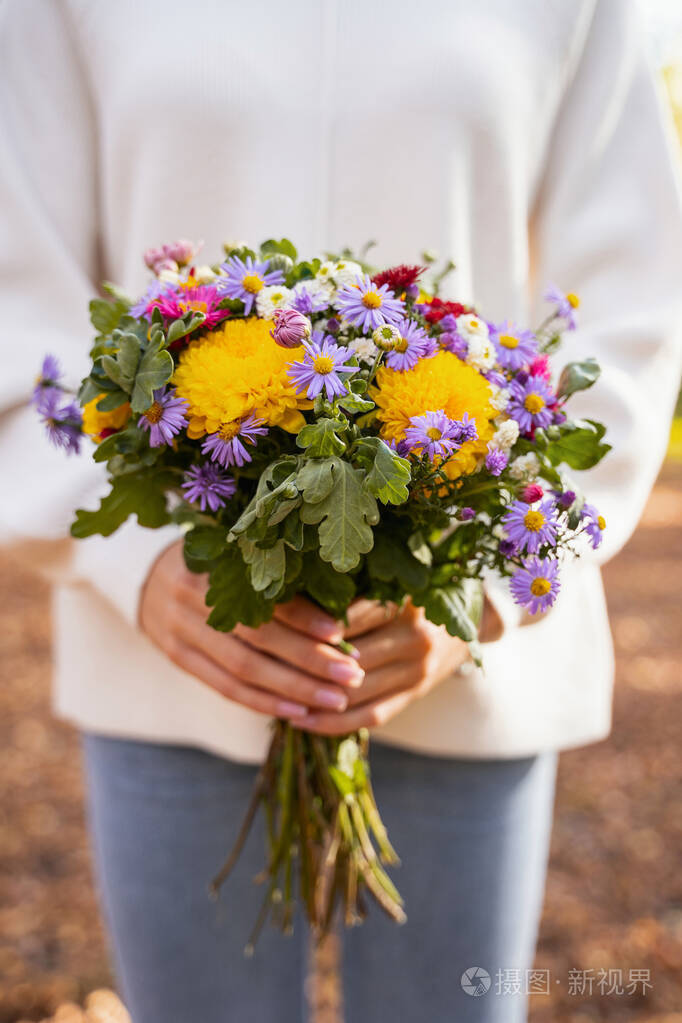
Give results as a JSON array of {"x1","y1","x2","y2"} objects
[{"x1": 461, "y1": 967, "x2": 491, "y2": 997}]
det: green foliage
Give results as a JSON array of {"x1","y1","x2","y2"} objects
[
  {"x1": 299, "y1": 458, "x2": 379, "y2": 572},
  {"x1": 412, "y1": 579, "x2": 482, "y2": 645},
  {"x1": 354, "y1": 436, "x2": 411, "y2": 505},
  {"x1": 166, "y1": 311, "x2": 207, "y2": 345},
  {"x1": 239, "y1": 537, "x2": 286, "y2": 593},
  {"x1": 205, "y1": 546, "x2": 276, "y2": 631},
  {"x1": 367, "y1": 532, "x2": 430, "y2": 592},
  {"x1": 260, "y1": 237, "x2": 298, "y2": 262},
  {"x1": 130, "y1": 339, "x2": 174, "y2": 413},
  {"x1": 297, "y1": 418, "x2": 348, "y2": 458},
  {"x1": 184, "y1": 525, "x2": 228, "y2": 563},
  {"x1": 556, "y1": 357, "x2": 601, "y2": 400},
  {"x1": 71, "y1": 469, "x2": 176, "y2": 538},
  {"x1": 89, "y1": 295, "x2": 129, "y2": 335},
  {"x1": 302, "y1": 554, "x2": 357, "y2": 617},
  {"x1": 545, "y1": 419, "x2": 611, "y2": 470},
  {"x1": 96, "y1": 390, "x2": 130, "y2": 411},
  {"x1": 99, "y1": 333, "x2": 140, "y2": 393},
  {"x1": 336, "y1": 392, "x2": 375, "y2": 415}
]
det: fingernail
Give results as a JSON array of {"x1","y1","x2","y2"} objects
[
  {"x1": 314, "y1": 688, "x2": 348, "y2": 711},
  {"x1": 329, "y1": 662, "x2": 364, "y2": 687},
  {"x1": 347, "y1": 645, "x2": 361, "y2": 660},
  {"x1": 314, "y1": 618, "x2": 343, "y2": 641},
  {"x1": 278, "y1": 700, "x2": 308, "y2": 717}
]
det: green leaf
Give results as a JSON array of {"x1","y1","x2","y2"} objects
[
  {"x1": 283, "y1": 511, "x2": 305, "y2": 550},
  {"x1": 302, "y1": 554, "x2": 356, "y2": 617},
  {"x1": 413, "y1": 584, "x2": 478, "y2": 643},
  {"x1": 101, "y1": 281, "x2": 132, "y2": 307},
  {"x1": 354, "y1": 436, "x2": 411, "y2": 505},
  {"x1": 92, "y1": 425, "x2": 144, "y2": 463},
  {"x1": 71, "y1": 470, "x2": 176, "y2": 538},
  {"x1": 296, "y1": 418, "x2": 348, "y2": 457},
  {"x1": 205, "y1": 546, "x2": 276, "y2": 631},
  {"x1": 367, "y1": 533, "x2": 430, "y2": 592},
  {"x1": 545, "y1": 420, "x2": 611, "y2": 471},
  {"x1": 130, "y1": 341, "x2": 174, "y2": 413},
  {"x1": 229, "y1": 465, "x2": 299, "y2": 538},
  {"x1": 96, "y1": 390, "x2": 130, "y2": 412},
  {"x1": 184, "y1": 525, "x2": 227, "y2": 563},
  {"x1": 556, "y1": 357, "x2": 601, "y2": 399},
  {"x1": 166, "y1": 311, "x2": 207, "y2": 345},
  {"x1": 99, "y1": 333, "x2": 141, "y2": 394},
  {"x1": 336, "y1": 392, "x2": 375, "y2": 415},
  {"x1": 239, "y1": 537, "x2": 286, "y2": 593},
  {"x1": 299, "y1": 458, "x2": 378, "y2": 572},
  {"x1": 296, "y1": 458, "x2": 336, "y2": 504},
  {"x1": 89, "y1": 296, "x2": 129, "y2": 334},
  {"x1": 260, "y1": 237, "x2": 298, "y2": 262}
]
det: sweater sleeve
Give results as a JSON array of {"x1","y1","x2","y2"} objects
[
  {"x1": 0, "y1": 0, "x2": 177, "y2": 627},
  {"x1": 528, "y1": 0, "x2": 682, "y2": 564}
]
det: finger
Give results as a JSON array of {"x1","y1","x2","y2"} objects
[
  {"x1": 303, "y1": 686, "x2": 420, "y2": 736},
  {"x1": 351, "y1": 618, "x2": 433, "y2": 673},
  {"x1": 344, "y1": 660, "x2": 423, "y2": 706},
  {"x1": 273, "y1": 595, "x2": 343, "y2": 643},
  {"x1": 169, "y1": 638, "x2": 310, "y2": 721},
  {"x1": 175, "y1": 611, "x2": 351, "y2": 711},
  {"x1": 234, "y1": 619, "x2": 364, "y2": 688},
  {"x1": 344, "y1": 598, "x2": 399, "y2": 639}
]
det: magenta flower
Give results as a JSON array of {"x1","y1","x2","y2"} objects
[
  {"x1": 510, "y1": 557, "x2": 561, "y2": 614},
  {"x1": 130, "y1": 279, "x2": 173, "y2": 318},
  {"x1": 138, "y1": 388, "x2": 188, "y2": 447},
  {"x1": 271, "y1": 308, "x2": 311, "y2": 349},
  {"x1": 216, "y1": 255, "x2": 284, "y2": 314},
  {"x1": 201, "y1": 412, "x2": 268, "y2": 468},
  {"x1": 404, "y1": 409, "x2": 476, "y2": 461},
  {"x1": 336, "y1": 273, "x2": 405, "y2": 331},
  {"x1": 507, "y1": 374, "x2": 555, "y2": 435},
  {"x1": 544, "y1": 284, "x2": 579, "y2": 330},
  {"x1": 39, "y1": 389, "x2": 82, "y2": 454},
  {"x1": 502, "y1": 499, "x2": 558, "y2": 554},
  {"x1": 182, "y1": 463, "x2": 236, "y2": 512},
  {"x1": 385, "y1": 318, "x2": 437, "y2": 372},
  {"x1": 521, "y1": 483, "x2": 544, "y2": 504},
  {"x1": 287, "y1": 334, "x2": 357, "y2": 401},
  {"x1": 492, "y1": 322, "x2": 538, "y2": 371},
  {"x1": 151, "y1": 283, "x2": 229, "y2": 331}
]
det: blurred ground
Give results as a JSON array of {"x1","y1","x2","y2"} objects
[{"x1": 0, "y1": 463, "x2": 680, "y2": 1023}]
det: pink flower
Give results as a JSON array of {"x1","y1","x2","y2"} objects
[
  {"x1": 163, "y1": 239, "x2": 202, "y2": 266},
  {"x1": 521, "y1": 483, "x2": 544, "y2": 504},
  {"x1": 528, "y1": 355, "x2": 551, "y2": 381},
  {"x1": 271, "y1": 308, "x2": 311, "y2": 348}
]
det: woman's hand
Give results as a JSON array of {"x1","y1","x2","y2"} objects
[
  {"x1": 302, "y1": 599, "x2": 471, "y2": 735},
  {"x1": 139, "y1": 542, "x2": 365, "y2": 720}
]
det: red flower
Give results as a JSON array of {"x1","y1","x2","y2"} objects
[
  {"x1": 371, "y1": 264, "x2": 425, "y2": 294},
  {"x1": 422, "y1": 297, "x2": 472, "y2": 324}
]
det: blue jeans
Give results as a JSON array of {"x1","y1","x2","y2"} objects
[{"x1": 81, "y1": 734, "x2": 557, "y2": 1023}]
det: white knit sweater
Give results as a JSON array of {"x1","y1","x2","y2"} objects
[{"x1": 1, "y1": 0, "x2": 681, "y2": 762}]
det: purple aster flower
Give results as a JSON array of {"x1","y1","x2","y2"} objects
[
  {"x1": 130, "y1": 279, "x2": 172, "y2": 319},
  {"x1": 182, "y1": 463, "x2": 236, "y2": 512},
  {"x1": 336, "y1": 273, "x2": 405, "y2": 332},
  {"x1": 326, "y1": 317, "x2": 341, "y2": 335},
  {"x1": 290, "y1": 281, "x2": 331, "y2": 314},
  {"x1": 507, "y1": 374, "x2": 555, "y2": 435},
  {"x1": 492, "y1": 322, "x2": 538, "y2": 371},
  {"x1": 215, "y1": 255, "x2": 284, "y2": 315},
  {"x1": 451, "y1": 412, "x2": 478, "y2": 445},
  {"x1": 138, "y1": 388, "x2": 188, "y2": 447},
  {"x1": 439, "y1": 331, "x2": 468, "y2": 359},
  {"x1": 40, "y1": 390, "x2": 82, "y2": 455},
  {"x1": 498, "y1": 538, "x2": 517, "y2": 558},
  {"x1": 485, "y1": 444, "x2": 508, "y2": 476},
  {"x1": 581, "y1": 502, "x2": 606, "y2": 550},
  {"x1": 403, "y1": 409, "x2": 472, "y2": 461},
  {"x1": 502, "y1": 498, "x2": 558, "y2": 554},
  {"x1": 201, "y1": 411, "x2": 268, "y2": 468},
  {"x1": 544, "y1": 284, "x2": 579, "y2": 330},
  {"x1": 459, "y1": 507, "x2": 476, "y2": 521},
  {"x1": 385, "y1": 318, "x2": 437, "y2": 372},
  {"x1": 33, "y1": 354, "x2": 64, "y2": 409},
  {"x1": 510, "y1": 557, "x2": 561, "y2": 614},
  {"x1": 440, "y1": 313, "x2": 458, "y2": 332},
  {"x1": 287, "y1": 333, "x2": 356, "y2": 401},
  {"x1": 554, "y1": 489, "x2": 576, "y2": 510}
]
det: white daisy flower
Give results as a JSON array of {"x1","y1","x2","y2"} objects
[
  {"x1": 492, "y1": 419, "x2": 520, "y2": 450},
  {"x1": 349, "y1": 336, "x2": 379, "y2": 363},
  {"x1": 192, "y1": 264, "x2": 217, "y2": 284},
  {"x1": 509, "y1": 452, "x2": 541, "y2": 480},
  {"x1": 331, "y1": 259, "x2": 363, "y2": 287},
  {"x1": 456, "y1": 313, "x2": 490, "y2": 345},
  {"x1": 489, "y1": 385, "x2": 510, "y2": 412},
  {"x1": 255, "y1": 284, "x2": 293, "y2": 319},
  {"x1": 466, "y1": 335, "x2": 496, "y2": 372},
  {"x1": 158, "y1": 267, "x2": 181, "y2": 285}
]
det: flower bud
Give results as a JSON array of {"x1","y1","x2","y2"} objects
[
  {"x1": 266, "y1": 253, "x2": 294, "y2": 275},
  {"x1": 520, "y1": 483, "x2": 544, "y2": 504},
  {"x1": 372, "y1": 324, "x2": 401, "y2": 351},
  {"x1": 271, "y1": 308, "x2": 311, "y2": 348},
  {"x1": 144, "y1": 246, "x2": 165, "y2": 271},
  {"x1": 163, "y1": 239, "x2": 201, "y2": 266}
]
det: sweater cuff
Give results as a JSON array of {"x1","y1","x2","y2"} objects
[{"x1": 71, "y1": 519, "x2": 179, "y2": 629}]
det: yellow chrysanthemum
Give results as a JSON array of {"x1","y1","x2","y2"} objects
[
  {"x1": 372, "y1": 350, "x2": 496, "y2": 479},
  {"x1": 173, "y1": 317, "x2": 310, "y2": 438},
  {"x1": 82, "y1": 395, "x2": 131, "y2": 442}
]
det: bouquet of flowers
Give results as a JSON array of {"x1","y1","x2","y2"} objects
[{"x1": 35, "y1": 237, "x2": 610, "y2": 950}]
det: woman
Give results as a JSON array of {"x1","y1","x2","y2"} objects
[{"x1": 1, "y1": 1, "x2": 681, "y2": 1021}]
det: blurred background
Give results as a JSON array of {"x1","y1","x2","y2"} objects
[{"x1": 1, "y1": 3, "x2": 682, "y2": 1022}]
